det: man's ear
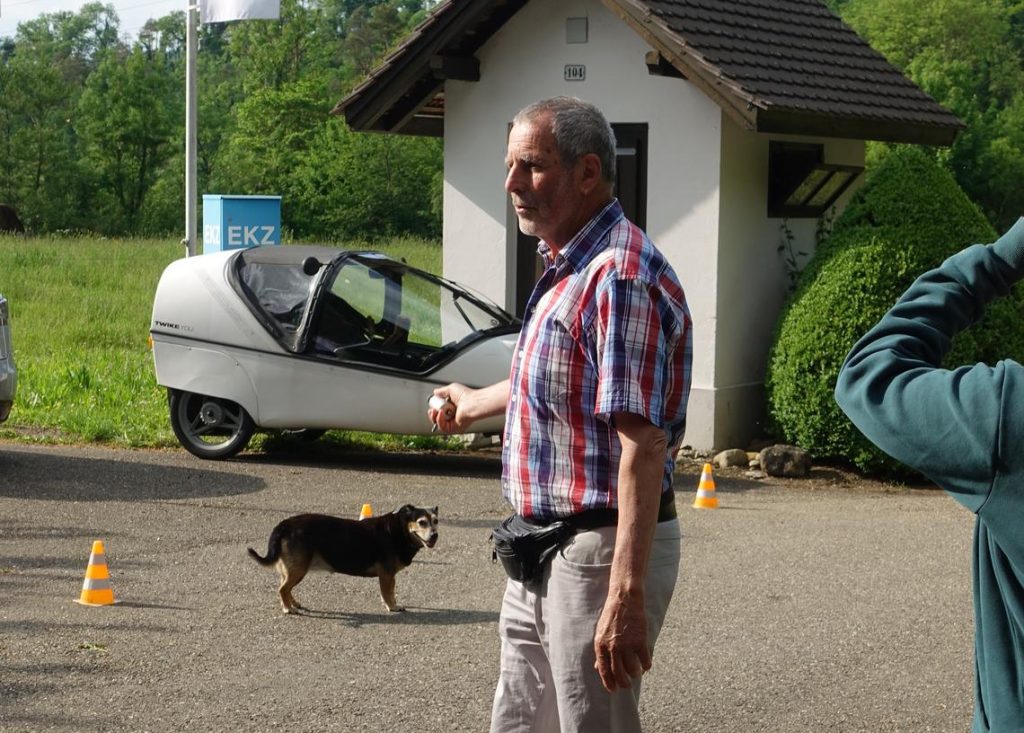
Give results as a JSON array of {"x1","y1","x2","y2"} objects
[{"x1": 576, "y1": 152, "x2": 604, "y2": 195}]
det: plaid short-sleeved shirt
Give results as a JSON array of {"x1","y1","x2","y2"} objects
[{"x1": 501, "y1": 200, "x2": 693, "y2": 521}]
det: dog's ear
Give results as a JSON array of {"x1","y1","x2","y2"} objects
[
  {"x1": 431, "y1": 506, "x2": 439, "y2": 519},
  {"x1": 394, "y1": 503, "x2": 415, "y2": 517}
]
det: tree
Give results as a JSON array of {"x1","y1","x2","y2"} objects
[
  {"x1": 137, "y1": 12, "x2": 187, "y2": 65},
  {"x1": 344, "y1": 1, "x2": 405, "y2": 77},
  {"x1": 289, "y1": 117, "x2": 442, "y2": 241},
  {"x1": 14, "y1": 3, "x2": 123, "y2": 83},
  {"x1": 76, "y1": 46, "x2": 178, "y2": 233},
  {"x1": 0, "y1": 40, "x2": 83, "y2": 230},
  {"x1": 208, "y1": 79, "x2": 329, "y2": 238},
  {"x1": 224, "y1": 0, "x2": 333, "y2": 92}
]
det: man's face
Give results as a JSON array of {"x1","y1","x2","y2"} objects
[{"x1": 504, "y1": 115, "x2": 584, "y2": 249}]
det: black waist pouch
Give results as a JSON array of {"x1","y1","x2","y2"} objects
[{"x1": 490, "y1": 514, "x2": 575, "y2": 586}]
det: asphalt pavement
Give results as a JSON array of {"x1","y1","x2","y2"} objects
[{"x1": 0, "y1": 441, "x2": 975, "y2": 732}]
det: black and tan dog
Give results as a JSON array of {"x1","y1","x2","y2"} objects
[{"x1": 248, "y1": 504, "x2": 439, "y2": 614}]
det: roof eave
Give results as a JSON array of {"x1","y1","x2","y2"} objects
[
  {"x1": 755, "y1": 109, "x2": 965, "y2": 147},
  {"x1": 334, "y1": 0, "x2": 525, "y2": 135}
]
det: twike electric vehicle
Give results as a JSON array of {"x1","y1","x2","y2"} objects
[{"x1": 150, "y1": 244, "x2": 520, "y2": 459}]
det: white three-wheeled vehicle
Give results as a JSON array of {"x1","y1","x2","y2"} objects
[{"x1": 150, "y1": 245, "x2": 519, "y2": 459}]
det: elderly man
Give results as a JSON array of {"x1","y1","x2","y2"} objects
[{"x1": 430, "y1": 97, "x2": 692, "y2": 732}]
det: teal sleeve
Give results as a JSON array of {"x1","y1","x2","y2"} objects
[{"x1": 834, "y1": 218, "x2": 1024, "y2": 512}]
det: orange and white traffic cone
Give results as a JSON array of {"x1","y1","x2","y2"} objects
[
  {"x1": 692, "y1": 463, "x2": 719, "y2": 509},
  {"x1": 359, "y1": 503, "x2": 373, "y2": 520},
  {"x1": 75, "y1": 540, "x2": 117, "y2": 606}
]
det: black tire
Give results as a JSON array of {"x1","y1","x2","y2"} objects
[{"x1": 168, "y1": 389, "x2": 255, "y2": 460}]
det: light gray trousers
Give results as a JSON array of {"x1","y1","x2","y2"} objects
[{"x1": 489, "y1": 519, "x2": 681, "y2": 733}]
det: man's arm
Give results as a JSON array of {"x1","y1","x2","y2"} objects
[
  {"x1": 593, "y1": 411, "x2": 667, "y2": 692},
  {"x1": 834, "y1": 218, "x2": 1024, "y2": 509},
  {"x1": 429, "y1": 380, "x2": 509, "y2": 433}
]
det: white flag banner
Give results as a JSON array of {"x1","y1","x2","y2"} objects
[{"x1": 199, "y1": 0, "x2": 280, "y2": 24}]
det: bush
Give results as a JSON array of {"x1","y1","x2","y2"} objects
[{"x1": 764, "y1": 145, "x2": 1019, "y2": 475}]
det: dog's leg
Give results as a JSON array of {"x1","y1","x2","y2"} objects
[
  {"x1": 378, "y1": 572, "x2": 404, "y2": 612},
  {"x1": 277, "y1": 560, "x2": 308, "y2": 614}
]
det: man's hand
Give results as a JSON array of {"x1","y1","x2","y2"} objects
[
  {"x1": 427, "y1": 379, "x2": 510, "y2": 433},
  {"x1": 594, "y1": 589, "x2": 651, "y2": 691},
  {"x1": 428, "y1": 384, "x2": 468, "y2": 433}
]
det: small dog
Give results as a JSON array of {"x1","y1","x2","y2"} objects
[{"x1": 248, "y1": 504, "x2": 439, "y2": 614}]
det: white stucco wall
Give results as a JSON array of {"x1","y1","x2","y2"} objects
[
  {"x1": 443, "y1": 0, "x2": 722, "y2": 447},
  {"x1": 713, "y1": 121, "x2": 864, "y2": 447}
]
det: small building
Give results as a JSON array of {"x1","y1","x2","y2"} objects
[{"x1": 334, "y1": 0, "x2": 963, "y2": 451}]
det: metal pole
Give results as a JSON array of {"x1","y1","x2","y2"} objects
[{"x1": 184, "y1": 2, "x2": 198, "y2": 257}]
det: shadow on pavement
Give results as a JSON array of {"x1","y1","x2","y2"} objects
[
  {"x1": 289, "y1": 605, "x2": 499, "y2": 627},
  {"x1": 238, "y1": 445, "x2": 504, "y2": 479},
  {"x1": 0, "y1": 448, "x2": 264, "y2": 501}
]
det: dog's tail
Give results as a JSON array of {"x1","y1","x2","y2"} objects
[{"x1": 247, "y1": 528, "x2": 282, "y2": 566}]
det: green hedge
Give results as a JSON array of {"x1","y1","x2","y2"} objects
[{"x1": 764, "y1": 145, "x2": 1020, "y2": 474}]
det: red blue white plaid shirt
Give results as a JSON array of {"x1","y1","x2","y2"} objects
[{"x1": 501, "y1": 199, "x2": 693, "y2": 521}]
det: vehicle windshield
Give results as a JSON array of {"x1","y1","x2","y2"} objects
[{"x1": 310, "y1": 253, "x2": 517, "y2": 372}]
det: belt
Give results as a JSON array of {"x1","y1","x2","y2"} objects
[{"x1": 563, "y1": 488, "x2": 677, "y2": 531}]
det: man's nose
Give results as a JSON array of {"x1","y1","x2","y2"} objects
[{"x1": 504, "y1": 163, "x2": 523, "y2": 193}]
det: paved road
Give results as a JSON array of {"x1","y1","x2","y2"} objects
[{"x1": 0, "y1": 442, "x2": 975, "y2": 732}]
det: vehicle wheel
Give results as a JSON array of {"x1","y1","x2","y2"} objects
[{"x1": 168, "y1": 390, "x2": 255, "y2": 460}]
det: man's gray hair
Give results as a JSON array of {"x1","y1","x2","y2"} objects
[{"x1": 513, "y1": 97, "x2": 616, "y2": 186}]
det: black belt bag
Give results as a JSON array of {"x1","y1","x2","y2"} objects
[
  {"x1": 490, "y1": 514, "x2": 574, "y2": 586},
  {"x1": 489, "y1": 489, "x2": 677, "y2": 586}
]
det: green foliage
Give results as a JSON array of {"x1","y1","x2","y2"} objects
[
  {"x1": 765, "y1": 146, "x2": 1012, "y2": 475},
  {"x1": 211, "y1": 80, "x2": 329, "y2": 195},
  {"x1": 225, "y1": 0, "x2": 333, "y2": 92},
  {"x1": 344, "y1": 1, "x2": 406, "y2": 77},
  {"x1": 290, "y1": 118, "x2": 443, "y2": 240},
  {"x1": 0, "y1": 0, "x2": 439, "y2": 242},
  {"x1": 842, "y1": 0, "x2": 1024, "y2": 231},
  {"x1": 76, "y1": 46, "x2": 179, "y2": 234}
]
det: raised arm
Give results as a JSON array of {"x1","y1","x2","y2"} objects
[{"x1": 834, "y1": 218, "x2": 1024, "y2": 510}]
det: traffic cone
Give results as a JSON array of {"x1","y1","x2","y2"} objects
[
  {"x1": 692, "y1": 463, "x2": 719, "y2": 509},
  {"x1": 359, "y1": 503, "x2": 373, "y2": 520},
  {"x1": 75, "y1": 540, "x2": 117, "y2": 606}
]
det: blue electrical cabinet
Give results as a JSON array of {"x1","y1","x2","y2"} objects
[{"x1": 202, "y1": 195, "x2": 281, "y2": 253}]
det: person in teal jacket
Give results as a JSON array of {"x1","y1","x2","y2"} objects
[{"x1": 835, "y1": 217, "x2": 1024, "y2": 733}]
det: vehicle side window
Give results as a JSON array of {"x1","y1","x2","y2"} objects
[
  {"x1": 331, "y1": 261, "x2": 387, "y2": 326},
  {"x1": 312, "y1": 259, "x2": 443, "y2": 369},
  {"x1": 312, "y1": 263, "x2": 384, "y2": 357},
  {"x1": 240, "y1": 261, "x2": 313, "y2": 334},
  {"x1": 310, "y1": 256, "x2": 510, "y2": 371}
]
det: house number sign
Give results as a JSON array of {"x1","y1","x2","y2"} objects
[{"x1": 564, "y1": 64, "x2": 586, "y2": 81}]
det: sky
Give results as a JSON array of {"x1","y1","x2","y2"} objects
[{"x1": 0, "y1": 0, "x2": 185, "y2": 39}]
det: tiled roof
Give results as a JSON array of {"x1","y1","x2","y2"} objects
[
  {"x1": 335, "y1": 0, "x2": 963, "y2": 145},
  {"x1": 630, "y1": 0, "x2": 962, "y2": 139}
]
